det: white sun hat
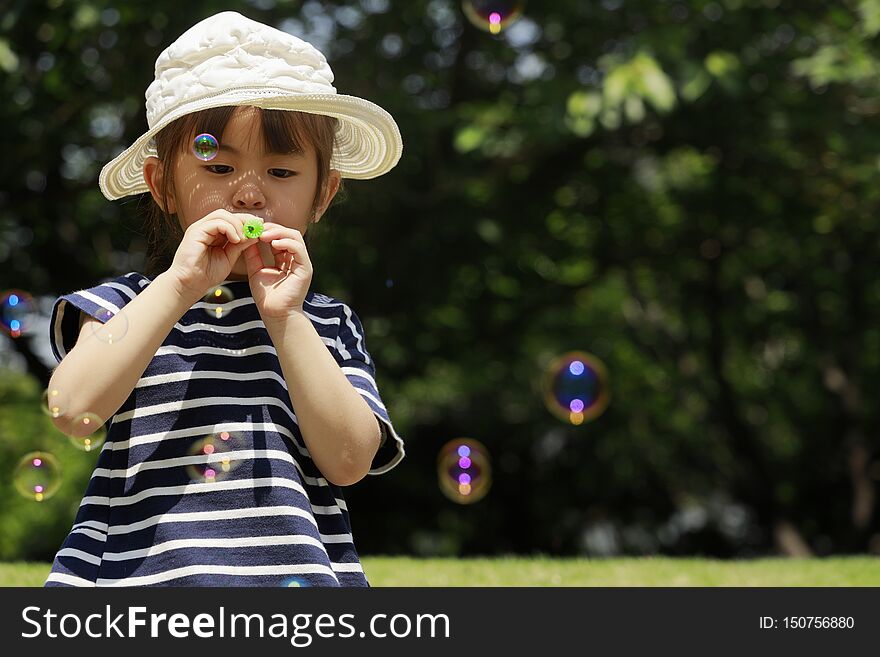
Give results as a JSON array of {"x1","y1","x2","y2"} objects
[{"x1": 98, "y1": 11, "x2": 403, "y2": 200}]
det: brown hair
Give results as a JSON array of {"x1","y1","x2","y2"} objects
[{"x1": 141, "y1": 106, "x2": 342, "y2": 277}]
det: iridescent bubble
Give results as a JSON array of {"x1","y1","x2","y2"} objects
[
  {"x1": 202, "y1": 285, "x2": 235, "y2": 319},
  {"x1": 541, "y1": 351, "x2": 610, "y2": 425},
  {"x1": 193, "y1": 133, "x2": 219, "y2": 161},
  {"x1": 13, "y1": 451, "x2": 62, "y2": 502},
  {"x1": 437, "y1": 438, "x2": 492, "y2": 504},
  {"x1": 1, "y1": 289, "x2": 35, "y2": 338},
  {"x1": 41, "y1": 387, "x2": 67, "y2": 419},
  {"x1": 281, "y1": 577, "x2": 310, "y2": 587},
  {"x1": 89, "y1": 307, "x2": 129, "y2": 344},
  {"x1": 186, "y1": 430, "x2": 242, "y2": 483},
  {"x1": 461, "y1": 0, "x2": 525, "y2": 35},
  {"x1": 67, "y1": 412, "x2": 107, "y2": 452}
]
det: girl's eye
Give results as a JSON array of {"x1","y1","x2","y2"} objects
[
  {"x1": 269, "y1": 169, "x2": 297, "y2": 178},
  {"x1": 205, "y1": 165, "x2": 232, "y2": 174}
]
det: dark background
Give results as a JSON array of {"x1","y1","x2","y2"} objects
[{"x1": 2, "y1": 0, "x2": 879, "y2": 560}]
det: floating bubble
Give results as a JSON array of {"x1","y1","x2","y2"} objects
[
  {"x1": 67, "y1": 412, "x2": 107, "y2": 452},
  {"x1": 186, "y1": 430, "x2": 242, "y2": 483},
  {"x1": 193, "y1": 133, "x2": 219, "y2": 161},
  {"x1": 281, "y1": 577, "x2": 310, "y2": 587},
  {"x1": 437, "y1": 438, "x2": 492, "y2": 504},
  {"x1": 1, "y1": 289, "x2": 35, "y2": 338},
  {"x1": 462, "y1": 0, "x2": 525, "y2": 35},
  {"x1": 242, "y1": 218, "x2": 264, "y2": 239},
  {"x1": 202, "y1": 285, "x2": 235, "y2": 319},
  {"x1": 541, "y1": 351, "x2": 610, "y2": 425},
  {"x1": 89, "y1": 307, "x2": 129, "y2": 344},
  {"x1": 13, "y1": 451, "x2": 62, "y2": 502},
  {"x1": 41, "y1": 387, "x2": 67, "y2": 418}
]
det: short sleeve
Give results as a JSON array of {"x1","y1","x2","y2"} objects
[
  {"x1": 49, "y1": 272, "x2": 150, "y2": 364},
  {"x1": 334, "y1": 301, "x2": 405, "y2": 475}
]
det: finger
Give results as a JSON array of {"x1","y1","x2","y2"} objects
[
  {"x1": 259, "y1": 225, "x2": 304, "y2": 242},
  {"x1": 218, "y1": 213, "x2": 249, "y2": 240},
  {"x1": 277, "y1": 240, "x2": 311, "y2": 275},
  {"x1": 242, "y1": 242, "x2": 264, "y2": 278},
  {"x1": 201, "y1": 210, "x2": 243, "y2": 235},
  {"x1": 224, "y1": 231, "x2": 260, "y2": 262},
  {"x1": 214, "y1": 210, "x2": 265, "y2": 244},
  {"x1": 268, "y1": 237, "x2": 302, "y2": 257},
  {"x1": 207, "y1": 208, "x2": 255, "y2": 226},
  {"x1": 280, "y1": 249, "x2": 296, "y2": 274},
  {"x1": 230, "y1": 211, "x2": 265, "y2": 226},
  {"x1": 197, "y1": 218, "x2": 240, "y2": 245},
  {"x1": 266, "y1": 238, "x2": 296, "y2": 273}
]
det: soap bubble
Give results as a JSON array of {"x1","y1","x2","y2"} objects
[
  {"x1": 67, "y1": 412, "x2": 107, "y2": 452},
  {"x1": 186, "y1": 430, "x2": 242, "y2": 483},
  {"x1": 202, "y1": 285, "x2": 235, "y2": 319},
  {"x1": 281, "y1": 577, "x2": 310, "y2": 587},
  {"x1": 89, "y1": 307, "x2": 129, "y2": 344},
  {"x1": 41, "y1": 387, "x2": 67, "y2": 419},
  {"x1": 193, "y1": 133, "x2": 219, "y2": 161},
  {"x1": 437, "y1": 438, "x2": 492, "y2": 504},
  {"x1": 541, "y1": 351, "x2": 610, "y2": 425},
  {"x1": 13, "y1": 451, "x2": 62, "y2": 502},
  {"x1": 1, "y1": 289, "x2": 35, "y2": 338},
  {"x1": 462, "y1": 0, "x2": 525, "y2": 35}
]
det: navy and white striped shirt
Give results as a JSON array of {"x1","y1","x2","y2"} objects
[{"x1": 45, "y1": 272, "x2": 404, "y2": 587}]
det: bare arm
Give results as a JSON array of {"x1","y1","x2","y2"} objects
[
  {"x1": 50, "y1": 210, "x2": 261, "y2": 437},
  {"x1": 264, "y1": 311, "x2": 382, "y2": 487},
  {"x1": 48, "y1": 272, "x2": 199, "y2": 437}
]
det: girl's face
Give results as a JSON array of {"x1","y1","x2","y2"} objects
[{"x1": 145, "y1": 106, "x2": 340, "y2": 279}]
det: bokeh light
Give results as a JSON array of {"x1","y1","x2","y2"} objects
[
  {"x1": 186, "y1": 430, "x2": 242, "y2": 483},
  {"x1": 192, "y1": 133, "x2": 219, "y2": 161},
  {"x1": 66, "y1": 412, "x2": 107, "y2": 452},
  {"x1": 202, "y1": 285, "x2": 235, "y2": 319},
  {"x1": 41, "y1": 387, "x2": 67, "y2": 419},
  {"x1": 541, "y1": 351, "x2": 610, "y2": 425},
  {"x1": 13, "y1": 451, "x2": 62, "y2": 502},
  {"x1": 89, "y1": 307, "x2": 129, "y2": 344},
  {"x1": 281, "y1": 577, "x2": 309, "y2": 587},
  {"x1": 462, "y1": 0, "x2": 525, "y2": 35},
  {"x1": 437, "y1": 438, "x2": 492, "y2": 504},
  {"x1": 1, "y1": 289, "x2": 35, "y2": 338}
]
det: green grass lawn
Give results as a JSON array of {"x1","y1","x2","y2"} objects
[{"x1": 2, "y1": 556, "x2": 877, "y2": 586}]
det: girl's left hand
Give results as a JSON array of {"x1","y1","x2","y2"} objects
[{"x1": 242, "y1": 221, "x2": 312, "y2": 320}]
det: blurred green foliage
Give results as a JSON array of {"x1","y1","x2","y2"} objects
[
  {"x1": 0, "y1": 373, "x2": 97, "y2": 561},
  {"x1": 1, "y1": 0, "x2": 879, "y2": 560}
]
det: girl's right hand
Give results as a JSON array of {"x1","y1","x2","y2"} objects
[{"x1": 165, "y1": 209, "x2": 259, "y2": 299}]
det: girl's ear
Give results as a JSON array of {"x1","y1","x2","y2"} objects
[
  {"x1": 313, "y1": 169, "x2": 341, "y2": 223},
  {"x1": 143, "y1": 156, "x2": 177, "y2": 214}
]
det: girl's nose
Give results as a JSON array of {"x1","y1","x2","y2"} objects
[{"x1": 232, "y1": 182, "x2": 266, "y2": 210}]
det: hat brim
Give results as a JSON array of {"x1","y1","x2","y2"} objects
[{"x1": 98, "y1": 90, "x2": 403, "y2": 201}]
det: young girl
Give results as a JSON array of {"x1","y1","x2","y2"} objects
[{"x1": 44, "y1": 11, "x2": 405, "y2": 587}]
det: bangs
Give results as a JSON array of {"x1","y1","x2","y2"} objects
[{"x1": 163, "y1": 106, "x2": 335, "y2": 158}]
